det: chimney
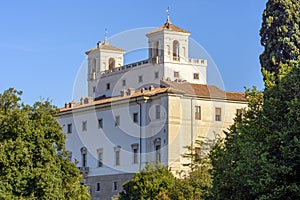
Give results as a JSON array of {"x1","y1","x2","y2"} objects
[
  {"x1": 128, "y1": 88, "x2": 135, "y2": 96},
  {"x1": 120, "y1": 89, "x2": 127, "y2": 97},
  {"x1": 149, "y1": 85, "x2": 155, "y2": 91}
]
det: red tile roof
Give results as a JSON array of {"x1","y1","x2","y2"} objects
[
  {"x1": 85, "y1": 40, "x2": 125, "y2": 55},
  {"x1": 147, "y1": 21, "x2": 190, "y2": 35},
  {"x1": 161, "y1": 81, "x2": 246, "y2": 101},
  {"x1": 59, "y1": 81, "x2": 246, "y2": 113}
]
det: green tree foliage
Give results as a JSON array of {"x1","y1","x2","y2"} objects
[
  {"x1": 0, "y1": 88, "x2": 90, "y2": 200},
  {"x1": 169, "y1": 137, "x2": 215, "y2": 200},
  {"x1": 119, "y1": 162, "x2": 175, "y2": 200},
  {"x1": 209, "y1": 88, "x2": 265, "y2": 199},
  {"x1": 209, "y1": 0, "x2": 300, "y2": 199}
]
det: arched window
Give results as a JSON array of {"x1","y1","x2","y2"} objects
[
  {"x1": 173, "y1": 40, "x2": 180, "y2": 61},
  {"x1": 155, "y1": 41, "x2": 159, "y2": 57},
  {"x1": 109, "y1": 58, "x2": 115, "y2": 70},
  {"x1": 92, "y1": 58, "x2": 96, "y2": 73}
]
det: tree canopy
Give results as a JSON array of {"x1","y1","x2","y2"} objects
[
  {"x1": 0, "y1": 88, "x2": 90, "y2": 200},
  {"x1": 209, "y1": 0, "x2": 300, "y2": 199},
  {"x1": 119, "y1": 162, "x2": 175, "y2": 200}
]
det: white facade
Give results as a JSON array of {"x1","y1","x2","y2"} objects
[
  {"x1": 87, "y1": 19, "x2": 207, "y2": 98},
  {"x1": 56, "y1": 19, "x2": 247, "y2": 200}
]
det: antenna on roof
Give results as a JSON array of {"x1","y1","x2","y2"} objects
[
  {"x1": 166, "y1": 7, "x2": 170, "y2": 22},
  {"x1": 103, "y1": 28, "x2": 109, "y2": 45},
  {"x1": 104, "y1": 28, "x2": 108, "y2": 42}
]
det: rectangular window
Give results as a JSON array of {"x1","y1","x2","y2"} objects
[
  {"x1": 115, "y1": 116, "x2": 120, "y2": 126},
  {"x1": 67, "y1": 123, "x2": 72, "y2": 133},
  {"x1": 82, "y1": 121, "x2": 87, "y2": 131},
  {"x1": 174, "y1": 71, "x2": 179, "y2": 78},
  {"x1": 138, "y1": 75, "x2": 143, "y2": 83},
  {"x1": 98, "y1": 118, "x2": 103, "y2": 129},
  {"x1": 96, "y1": 182, "x2": 101, "y2": 192},
  {"x1": 93, "y1": 86, "x2": 96, "y2": 93},
  {"x1": 193, "y1": 73, "x2": 199, "y2": 80},
  {"x1": 155, "y1": 145, "x2": 161, "y2": 163},
  {"x1": 131, "y1": 144, "x2": 139, "y2": 164},
  {"x1": 133, "y1": 112, "x2": 138, "y2": 123},
  {"x1": 215, "y1": 108, "x2": 222, "y2": 121},
  {"x1": 98, "y1": 150, "x2": 103, "y2": 167},
  {"x1": 68, "y1": 151, "x2": 72, "y2": 161},
  {"x1": 195, "y1": 106, "x2": 201, "y2": 120},
  {"x1": 113, "y1": 181, "x2": 118, "y2": 191},
  {"x1": 236, "y1": 109, "x2": 242, "y2": 116},
  {"x1": 82, "y1": 153, "x2": 87, "y2": 167},
  {"x1": 133, "y1": 148, "x2": 138, "y2": 164},
  {"x1": 154, "y1": 72, "x2": 159, "y2": 79},
  {"x1": 195, "y1": 147, "x2": 200, "y2": 158},
  {"x1": 115, "y1": 150, "x2": 120, "y2": 166},
  {"x1": 155, "y1": 105, "x2": 160, "y2": 119},
  {"x1": 106, "y1": 83, "x2": 110, "y2": 90},
  {"x1": 122, "y1": 79, "x2": 126, "y2": 86}
]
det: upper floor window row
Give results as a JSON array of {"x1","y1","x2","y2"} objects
[{"x1": 194, "y1": 106, "x2": 223, "y2": 121}]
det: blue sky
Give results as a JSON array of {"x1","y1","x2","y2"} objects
[{"x1": 0, "y1": 0, "x2": 267, "y2": 106}]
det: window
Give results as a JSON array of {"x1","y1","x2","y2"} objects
[
  {"x1": 138, "y1": 75, "x2": 143, "y2": 83},
  {"x1": 193, "y1": 73, "x2": 199, "y2": 80},
  {"x1": 195, "y1": 147, "x2": 200, "y2": 158},
  {"x1": 154, "y1": 138, "x2": 161, "y2": 163},
  {"x1": 173, "y1": 40, "x2": 180, "y2": 61},
  {"x1": 96, "y1": 182, "x2": 101, "y2": 192},
  {"x1": 81, "y1": 147, "x2": 87, "y2": 167},
  {"x1": 92, "y1": 86, "x2": 96, "y2": 93},
  {"x1": 131, "y1": 143, "x2": 139, "y2": 164},
  {"x1": 114, "y1": 146, "x2": 120, "y2": 166},
  {"x1": 133, "y1": 112, "x2": 138, "y2": 123},
  {"x1": 215, "y1": 108, "x2": 222, "y2": 121},
  {"x1": 154, "y1": 71, "x2": 159, "y2": 79},
  {"x1": 155, "y1": 105, "x2": 160, "y2": 119},
  {"x1": 106, "y1": 83, "x2": 110, "y2": 90},
  {"x1": 68, "y1": 151, "x2": 72, "y2": 161},
  {"x1": 98, "y1": 118, "x2": 103, "y2": 129},
  {"x1": 115, "y1": 116, "x2": 120, "y2": 126},
  {"x1": 67, "y1": 123, "x2": 72, "y2": 133},
  {"x1": 236, "y1": 109, "x2": 242, "y2": 116},
  {"x1": 174, "y1": 71, "x2": 179, "y2": 78},
  {"x1": 122, "y1": 79, "x2": 126, "y2": 86},
  {"x1": 113, "y1": 181, "x2": 118, "y2": 191},
  {"x1": 97, "y1": 148, "x2": 103, "y2": 167},
  {"x1": 195, "y1": 106, "x2": 201, "y2": 120},
  {"x1": 155, "y1": 41, "x2": 159, "y2": 57},
  {"x1": 109, "y1": 58, "x2": 115, "y2": 70},
  {"x1": 82, "y1": 121, "x2": 87, "y2": 132}
]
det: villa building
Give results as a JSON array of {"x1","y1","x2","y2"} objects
[{"x1": 56, "y1": 18, "x2": 247, "y2": 199}]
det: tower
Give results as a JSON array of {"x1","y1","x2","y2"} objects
[
  {"x1": 86, "y1": 39, "x2": 125, "y2": 97},
  {"x1": 146, "y1": 17, "x2": 207, "y2": 84},
  {"x1": 146, "y1": 17, "x2": 190, "y2": 64}
]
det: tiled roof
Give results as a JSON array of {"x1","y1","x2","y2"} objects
[
  {"x1": 161, "y1": 81, "x2": 246, "y2": 101},
  {"x1": 85, "y1": 40, "x2": 125, "y2": 55},
  {"x1": 147, "y1": 21, "x2": 190, "y2": 35},
  {"x1": 59, "y1": 81, "x2": 246, "y2": 113},
  {"x1": 59, "y1": 87, "x2": 169, "y2": 112}
]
